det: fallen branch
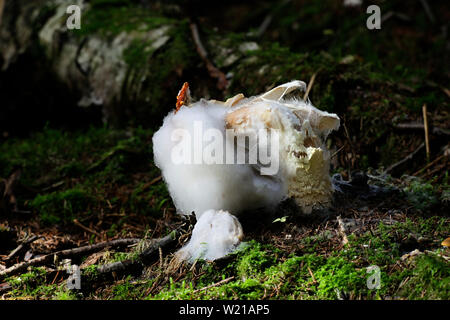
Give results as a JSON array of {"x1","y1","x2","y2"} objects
[
  {"x1": 5, "y1": 235, "x2": 41, "y2": 262},
  {"x1": 96, "y1": 229, "x2": 180, "y2": 275},
  {"x1": 0, "y1": 238, "x2": 140, "y2": 279}
]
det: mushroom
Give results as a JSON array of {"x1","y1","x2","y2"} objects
[{"x1": 153, "y1": 80, "x2": 340, "y2": 261}]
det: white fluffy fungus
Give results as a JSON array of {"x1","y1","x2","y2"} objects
[
  {"x1": 152, "y1": 99, "x2": 286, "y2": 217},
  {"x1": 175, "y1": 209, "x2": 243, "y2": 262},
  {"x1": 153, "y1": 80, "x2": 340, "y2": 261}
]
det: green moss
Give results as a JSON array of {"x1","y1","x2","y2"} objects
[
  {"x1": 30, "y1": 187, "x2": 94, "y2": 225},
  {"x1": 54, "y1": 290, "x2": 80, "y2": 300},
  {"x1": 313, "y1": 256, "x2": 366, "y2": 299},
  {"x1": 0, "y1": 126, "x2": 116, "y2": 186},
  {"x1": 397, "y1": 254, "x2": 449, "y2": 300},
  {"x1": 6, "y1": 267, "x2": 54, "y2": 298},
  {"x1": 151, "y1": 244, "x2": 368, "y2": 300},
  {"x1": 76, "y1": 1, "x2": 173, "y2": 38},
  {"x1": 122, "y1": 19, "x2": 197, "y2": 124},
  {"x1": 403, "y1": 178, "x2": 439, "y2": 211},
  {"x1": 109, "y1": 276, "x2": 147, "y2": 300},
  {"x1": 5, "y1": 267, "x2": 81, "y2": 300},
  {"x1": 82, "y1": 264, "x2": 99, "y2": 282},
  {"x1": 0, "y1": 125, "x2": 168, "y2": 226},
  {"x1": 236, "y1": 242, "x2": 276, "y2": 280}
]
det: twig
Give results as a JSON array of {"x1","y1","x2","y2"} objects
[
  {"x1": 307, "y1": 267, "x2": 317, "y2": 283},
  {"x1": 419, "y1": 0, "x2": 435, "y2": 23},
  {"x1": 303, "y1": 72, "x2": 317, "y2": 101},
  {"x1": 42, "y1": 180, "x2": 65, "y2": 192},
  {"x1": 0, "y1": 282, "x2": 12, "y2": 294},
  {"x1": 420, "y1": 161, "x2": 447, "y2": 179},
  {"x1": 0, "y1": 238, "x2": 140, "y2": 279},
  {"x1": 384, "y1": 143, "x2": 425, "y2": 174},
  {"x1": 0, "y1": 0, "x2": 4, "y2": 27},
  {"x1": 441, "y1": 87, "x2": 450, "y2": 99},
  {"x1": 413, "y1": 154, "x2": 447, "y2": 176},
  {"x1": 193, "y1": 276, "x2": 235, "y2": 294},
  {"x1": 5, "y1": 235, "x2": 41, "y2": 262},
  {"x1": 337, "y1": 216, "x2": 349, "y2": 245},
  {"x1": 140, "y1": 176, "x2": 162, "y2": 192},
  {"x1": 73, "y1": 219, "x2": 102, "y2": 238},
  {"x1": 159, "y1": 246, "x2": 163, "y2": 269},
  {"x1": 331, "y1": 144, "x2": 346, "y2": 159},
  {"x1": 255, "y1": 14, "x2": 272, "y2": 38},
  {"x1": 51, "y1": 269, "x2": 61, "y2": 285},
  {"x1": 422, "y1": 104, "x2": 430, "y2": 162},
  {"x1": 393, "y1": 123, "x2": 450, "y2": 136},
  {"x1": 189, "y1": 22, "x2": 228, "y2": 90}
]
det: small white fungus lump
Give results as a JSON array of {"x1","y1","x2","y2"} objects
[{"x1": 175, "y1": 209, "x2": 243, "y2": 262}]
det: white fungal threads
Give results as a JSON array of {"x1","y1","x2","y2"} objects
[{"x1": 153, "y1": 80, "x2": 340, "y2": 262}]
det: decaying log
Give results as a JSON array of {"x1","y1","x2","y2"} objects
[{"x1": 0, "y1": 0, "x2": 276, "y2": 128}]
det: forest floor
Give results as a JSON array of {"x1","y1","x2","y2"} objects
[{"x1": 0, "y1": 0, "x2": 449, "y2": 300}]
